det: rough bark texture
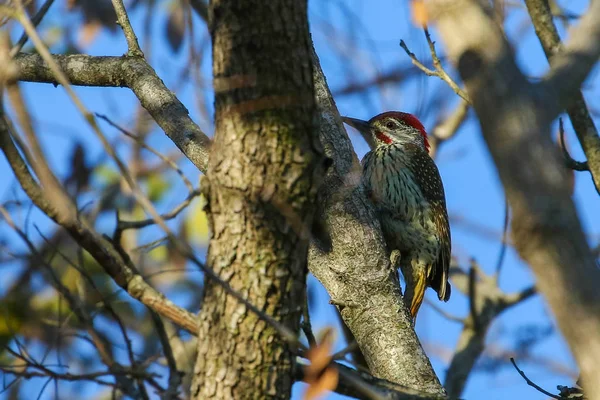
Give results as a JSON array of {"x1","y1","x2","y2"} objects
[
  {"x1": 190, "y1": 1, "x2": 322, "y2": 399},
  {"x1": 426, "y1": 1, "x2": 600, "y2": 398},
  {"x1": 307, "y1": 49, "x2": 444, "y2": 394}
]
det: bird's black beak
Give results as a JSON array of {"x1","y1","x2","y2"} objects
[
  {"x1": 341, "y1": 117, "x2": 370, "y2": 135},
  {"x1": 342, "y1": 117, "x2": 377, "y2": 150}
]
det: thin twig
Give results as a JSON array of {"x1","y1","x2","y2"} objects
[
  {"x1": 118, "y1": 190, "x2": 201, "y2": 232},
  {"x1": 400, "y1": 29, "x2": 471, "y2": 103},
  {"x1": 149, "y1": 312, "x2": 182, "y2": 400},
  {"x1": 96, "y1": 113, "x2": 195, "y2": 192},
  {"x1": 95, "y1": 114, "x2": 202, "y2": 234},
  {"x1": 9, "y1": 0, "x2": 55, "y2": 57},
  {"x1": 504, "y1": 285, "x2": 536, "y2": 307},
  {"x1": 301, "y1": 290, "x2": 316, "y2": 347},
  {"x1": 399, "y1": 40, "x2": 437, "y2": 76},
  {"x1": 331, "y1": 341, "x2": 359, "y2": 361},
  {"x1": 110, "y1": 0, "x2": 144, "y2": 57},
  {"x1": 0, "y1": 112, "x2": 200, "y2": 336},
  {"x1": 0, "y1": 207, "x2": 143, "y2": 397},
  {"x1": 423, "y1": 27, "x2": 470, "y2": 103},
  {"x1": 494, "y1": 197, "x2": 510, "y2": 279},
  {"x1": 510, "y1": 358, "x2": 561, "y2": 399},
  {"x1": 468, "y1": 260, "x2": 480, "y2": 332},
  {"x1": 559, "y1": 117, "x2": 589, "y2": 171}
]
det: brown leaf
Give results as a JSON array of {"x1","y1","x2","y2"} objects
[
  {"x1": 304, "y1": 367, "x2": 338, "y2": 400},
  {"x1": 78, "y1": 20, "x2": 102, "y2": 48},
  {"x1": 412, "y1": 0, "x2": 428, "y2": 27},
  {"x1": 303, "y1": 327, "x2": 338, "y2": 400},
  {"x1": 165, "y1": 2, "x2": 186, "y2": 52}
]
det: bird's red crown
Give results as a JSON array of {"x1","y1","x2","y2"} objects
[{"x1": 370, "y1": 111, "x2": 430, "y2": 151}]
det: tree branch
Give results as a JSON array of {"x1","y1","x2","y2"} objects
[
  {"x1": 111, "y1": 0, "x2": 143, "y2": 57},
  {"x1": 558, "y1": 117, "x2": 589, "y2": 171},
  {"x1": 542, "y1": 0, "x2": 600, "y2": 111},
  {"x1": 525, "y1": 0, "x2": 600, "y2": 194},
  {"x1": 10, "y1": 13, "x2": 442, "y2": 396},
  {"x1": 400, "y1": 30, "x2": 470, "y2": 103},
  {"x1": 308, "y1": 46, "x2": 444, "y2": 394},
  {"x1": 13, "y1": 53, "x2": 210, "y2": 173},
  {"x1": 510, "y1": 358, "x2": 561, "y2": 399},
  {"x1": 444, "y1": 262, "x2": 535, "y2": 398},
  {"x1": 0, "y1": 108, "x2": 200, "y2": 336},
  {"x1": 9, "y1": 0, "x2": 55, "y2": 57},
  {"x1": 295, "y1": 361, "x2": 447, "y2": 400}
]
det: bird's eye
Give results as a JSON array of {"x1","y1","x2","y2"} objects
[{"x1": 385, "y1": 121, "x2": 395, "y2": 129}]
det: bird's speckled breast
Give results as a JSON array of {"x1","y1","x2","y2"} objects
[{"x1": 362, "y1": 144, "x2": 440, "y2": 257}]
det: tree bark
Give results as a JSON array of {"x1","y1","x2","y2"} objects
[
  {"x1": 190, "y1": 1, "x2": 323, "y2": 399},
  {"x1": 307, "y1": 49, "x2": 444, "y2": 394}
]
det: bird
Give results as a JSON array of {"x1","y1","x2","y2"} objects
[{"x1": 342, "y1": 111, "x2": 451, "y2": 321}]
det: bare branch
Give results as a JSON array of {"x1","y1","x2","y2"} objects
[
  {"x1": 96, "y1": 113, "x2": 195, "y2": 192},
  {"x1": 0, "y1": 207, "x2": 144, "y2": 397},
  {"x1": 400, "y1": 31, "x2": 470, "y2": 103},
  {"x1": 525, "y1": 0, "x2": 600, "y2": 194},
  {"x1": 494, "y1": 198, "x2": 510, "y2": 278},
  {"x1": 510, "y1": 358, "x2": 561, "y2": 399},
  {"x1": 9, "y1": 0, "x2": 55, "y2": 57},
  {"x1": 0, "y1": 109, "x2": 200, "y2": 335},
  {"x1": 295, "y1": 361, "x2": 448, "y2": 400},
  {"x1": 149, "y1": 312, "x2": 182, "y2": 400},
  {"x1": 558, "y1": 117, "x2": 589, "y2": 171},
  {"x1": 444, "y1": 262, "x2": 536, "y2": 398},
  {"x1": 543, "y1": 0, "x2": 600, "y2": 111},
  {"x1": 111, "y1": 0, "x2": 143, "y2": 57},
  {"x1": 422, "y1": 27, "x2": 470, "y2": 103},
  {"x1": 13, "y1": 53, "x2": 210, "y2": 173}
]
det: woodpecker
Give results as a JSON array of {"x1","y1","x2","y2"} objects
[{"x1": 342, "y1": 112, "x2": 451, "y2": 321}]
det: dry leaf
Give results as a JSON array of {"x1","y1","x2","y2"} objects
[
  {"x1": 412, "y1": 0, "x2": 428, "y2": 27},
  {"x1": 304, "y1": 367, "x2": 338, "y2": 400},
  {"x1": 303, "y1": 327, "x2": 339, "y2": 400},
  {"x1": 78, "y1": 20, "x2": 101, "y2": 48}
]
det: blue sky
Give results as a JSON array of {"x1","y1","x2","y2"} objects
[{"x1": 1, "y1": 0, "x2": 598, "y2": 399}]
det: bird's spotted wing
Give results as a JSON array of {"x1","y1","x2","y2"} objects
[
  {"x1": 431, "y1": 201, "x2": 451, "y2": 301},
  {"x1": 408, "y1": 149, "x2": 451, "y2": 301}
]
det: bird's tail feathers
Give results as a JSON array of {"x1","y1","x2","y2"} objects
[
  {"x1": 437, "y1": 281, "x2": 451, "y2": 302},
  {"x1": 405, "y1": 276, "x2": 426, "y2": 321}
]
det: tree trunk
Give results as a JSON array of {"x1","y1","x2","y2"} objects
[{"x1": 191, "y1": 1, "x2": 322, "y2": 399}]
